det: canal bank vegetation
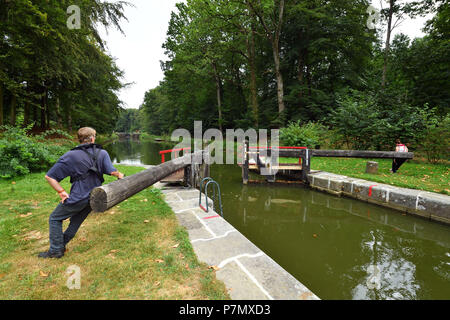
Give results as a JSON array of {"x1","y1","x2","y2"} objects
[
  {"x1": 0, "y1": 125, "x2": 76, "y2": 179},
  {"x1": 309, "y1": 157, "x2": 449, "y2": 196},
  {"x1": 0, "y1": 165, "x2": 229, "y2": 300}
]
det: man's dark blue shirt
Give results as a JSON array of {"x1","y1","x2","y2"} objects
[{"x1": 46, "y1": 144, "x2": 116, "y2": 205}]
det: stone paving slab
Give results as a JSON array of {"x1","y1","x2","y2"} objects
[
  {"x1": 216, "y1": 261, "x2": 269, "y2": 300},
  {"x1": 155, "y1": 182, "x2": 320, "y2": 300}
]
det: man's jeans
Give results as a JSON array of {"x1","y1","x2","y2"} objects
[{"x1": 49, "y1": 199, "x2": 92, "y2": 253}]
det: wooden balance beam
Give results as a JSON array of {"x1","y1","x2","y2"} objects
[
  {"x1": 241, "y1": 143, "x2": 414, "y2": 184},
  {"x1": 90, "y1": 151, "x2": 206, "y2": 212}
]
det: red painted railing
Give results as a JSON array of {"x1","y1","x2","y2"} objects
[{"x1": 159, "y1": 147, "x2": 191, "y2": 163}]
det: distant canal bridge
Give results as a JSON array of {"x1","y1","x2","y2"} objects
[{"x1": 116, "y1": 132, "x2": 141, "y2": 140}]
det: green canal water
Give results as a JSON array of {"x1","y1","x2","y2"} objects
[{"x1": 106, "y1": 139, "x2": 450, "y2": 300}]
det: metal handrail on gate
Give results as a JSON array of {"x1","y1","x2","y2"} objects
[{"x1": 199, "y1": 177, "x2": 223, "y2": 217}]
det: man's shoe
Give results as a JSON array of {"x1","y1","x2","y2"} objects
[{"x1": 38, "y1": 250, "x2": 64, "y2": 259}]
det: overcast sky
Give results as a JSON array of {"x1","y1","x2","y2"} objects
[{"x1": 99, "y1": 0, "x2": 434, "y2": 110}]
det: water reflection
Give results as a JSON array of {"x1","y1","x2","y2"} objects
[
  {"x1": 211, "y1": 164, "x2": 450, "y2": 300},
  {"x1": 105, "y1": 138, "x2": 174, "y2": 166}
]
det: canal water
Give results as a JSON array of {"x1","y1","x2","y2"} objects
[{"x1": 105, "y1": 139, "x2": 450, "y2": 300}]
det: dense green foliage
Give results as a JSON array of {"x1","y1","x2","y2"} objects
[
  {"x1": 114, "y1": 108, "x2": 141, "y2": 133},
  {"x1": 0, "y1": 125, "x2": 75, "y2": 178},
  {"x1": 418, "y1": 113, "x2": 450, "y2": 163},
  {"x1": 139, "y1": 0, "x2": 448, "y2": 160},
  {"x1": 280, "y1": 121, "x2": 327, "y2": 149},
  {"x1": 0, "y1": 0, "x2": 130, "y2": 133}
]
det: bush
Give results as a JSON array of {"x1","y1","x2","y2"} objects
[
  {"x1": 0, "y1": 125, "x2": 73, "y2": 179},
  {"x1": 329, "y1": 90, "x2": 431, "y2": 151},
  {"x1": 280, "y1": 121, "x2": 328, "y2": 148},
  {"x1": 419, "y1": 114, "x2": 450, "y2": 163}
]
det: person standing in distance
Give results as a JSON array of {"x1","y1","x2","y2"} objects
[
  {"x1": 391, "y1": 139, "x2": 409, "y2": 173},
  {"x1": 38, "y1": 127, "x2": 124, "y2": 259}
]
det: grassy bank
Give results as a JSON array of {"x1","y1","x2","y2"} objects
[
  {"x1": 0, "y1": 165, "x2": 229, "y2": 300},
  {"x1": 282, "y1": 157, "x2": 449, "y2": 195}
]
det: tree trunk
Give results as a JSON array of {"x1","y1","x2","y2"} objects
[
  {"x1": 10, "y1": 94, "x2": 16, "y2": 126},
  {"x1": 249, "y1": 25, "x2": 259, "y2": 127},
  {"x1": 212, "y1": 62, "x2": 223, "y2": 132},
  {"x1": 55, "y1": 97, "x2": 62, "y2": 128},
  {"x1": 0, "y1": 83, "x2": 3, "y2": 125},
  {"x1": 273, "y1": 41, "x2": 285, "y2": 116},
  {"x1": 23, "y1": 102, "x2": 30, "y2": 127},
  {"x1": 32, "y1": 103, "x2": 38, "y2": 128},
  {"x1": 382, "y1": 0, "x2": 394, "y2": 88},
  {"x1": 40, "y1": 87, "x2": 47, "y2": 129},
  {"x1": 46, "y1": 96, "x2": 51, "y2": 129},
  {"x1": 306, "y1": 64, "x2": 312, "y2": 97},
  {"x1": 67, "y1": 107, "x2": 72, "y2": 132},
  {"x1": 272, "y1": 0, "x2": 285, "y2": 117},
  {"x1": 298, "y1": 44, "x2": 306, "y2": 106}
]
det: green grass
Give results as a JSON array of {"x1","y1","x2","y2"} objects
[
  {"x1": 0, "y1": 165, "x2": 230, "y2": 300},
  {"x1": 281, "y1": 157, "x2": 449, "y2": 195}
]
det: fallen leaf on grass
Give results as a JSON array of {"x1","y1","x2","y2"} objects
[
  {"x1": 20, "y1": 212, "x2": 33, "y2": 218},
  {"x1": 39, "y1": 270, "x2": 49, "y2": 278},
  {"x1": 171, "y1": 243, "x2": 179, "y2": 249},
  {"x1": 144, "y1": 220, "x2": 150, "y2": 223},
  {"x1": 154, "y1": 281, "x2": 161, "y2": 287},
  {"x1": 185, "y1": 263, "x2": 189, "y2": 270},
  {"x1": 24, "y1": 231, "x2": 42, "y2": 240},
  {"x1": 155, "y1": 259, "x2": 164, "y2": 264},
  {"x1": 110, "y1": 249, "x2": 119, "y2": 253},
  {"x1": 0, "y1": 274, "x2": 5, "y2": 279}
]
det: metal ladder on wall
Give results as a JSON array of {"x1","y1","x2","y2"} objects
[{"x1": 199, "y1": 177, "x2": 223, "y2": 217}]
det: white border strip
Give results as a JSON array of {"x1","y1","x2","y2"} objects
[
  {"x1": 218, "y1": 252, "x2": 264, "y2": 268},
  {"x1": 235, "y1": 259, "x2": 274, "y2": 300},
  {"x1": 189, "y1": 210, "x2": 217, "y2": 237},
  {"x1": 217, "y1": 252, "x2": 273, "y2": 300},
  {"x1": 192, "y1": 230, "x2": 237, "y2": 243}
]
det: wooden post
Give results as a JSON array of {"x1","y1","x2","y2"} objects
[
  {"x1": 276, "y1": 149, "x2": 413, "y2": 159},
  {"x1": 301, "y1": 149, "x2": 311, "y2": 183},
  {"x1": 365, "y1": 161, "x2": 379, "y2": 174},
  {"x1": 242, "y1": 140, "x2": 249, "y2": 185},
  {"x1": 183, "y1": 157, "x2": 192, "y2": 187},
  {"x1": 265, "y1": 147, "x2": 276, "y2": 183}
]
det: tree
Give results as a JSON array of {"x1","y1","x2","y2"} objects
[
  {"x1": 246, "y1": 0, "x2": 286, "y2": 122},
  {"x1": 379, "y1": 0, "x2": 441, "y2": 87},
  {"x1": 0, "y1": 0, "x2": 130, "y2": 132}
]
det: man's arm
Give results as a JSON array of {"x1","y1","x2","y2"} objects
[
  {"x1": 45, "y1": 175, "x2": 69, "y2": 203},
  {"x1": 110, "y1": 171, "x2": 124, "y2": 179},
  {"x1": 101, "y1": 151, "x2": 124, "y2": 180}
]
